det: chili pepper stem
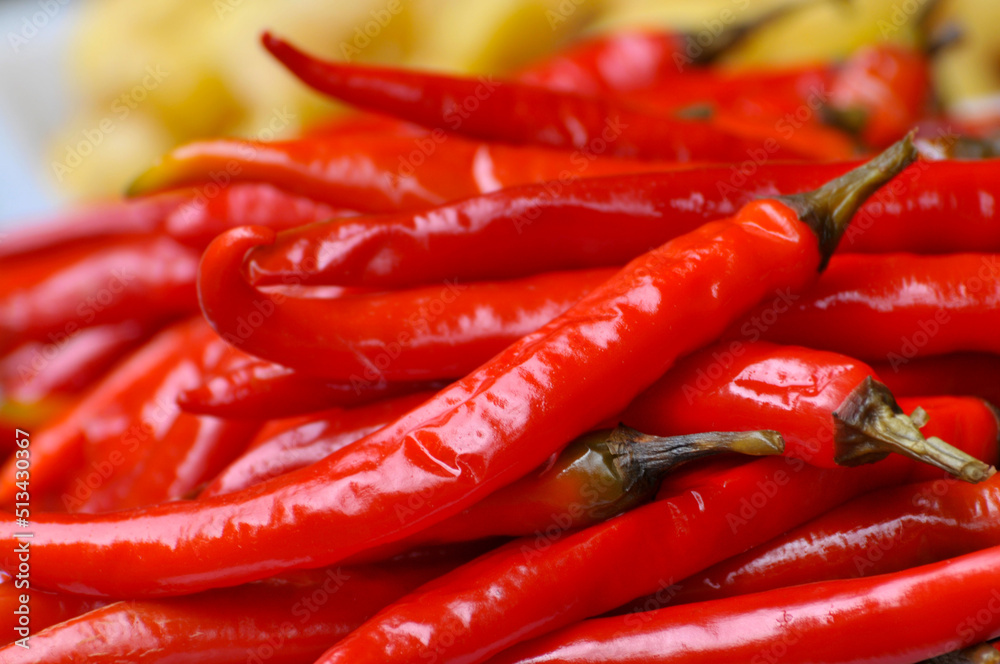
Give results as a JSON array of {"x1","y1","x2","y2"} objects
[
  {"x1": 832, "y1": 376, "x2": 995, "y2": 482},
  {"x1": 606, "y1": 426, "x2": 785, "y2": 494},
  {"x1": 777, "y1": 132, "x2": 918, "y2": 269}
]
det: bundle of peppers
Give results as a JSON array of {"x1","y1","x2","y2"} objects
[{"x1": 2, "y1": 13, "x2": 1000, "y2": 664}]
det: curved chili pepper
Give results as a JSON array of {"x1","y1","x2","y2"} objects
[
  {"x1": 246, "y1": 158, "x2": 1000, "y2": 290},
  {"x1": 128, "y1": 133, "x2": 660, "y2": 214},
  {"x1": 487, "y1": 544, "x2": 1000, "y2": 664},
  {"x1": 0, "y1": 139, "x2": 913, "y2": 598},
  {"x1": 261, "y1": 33, "x2": 853, "y2": 161},
  {"x1": 313, "y1": 449, "x2": 946, "y2": 664},
  {"x1": 742, "y1": 253, "x2": 1000, "y2": 362},
  {"x1": 201, "y1": 392, "x2": 435, "y2": 497},
  {"x1": 0, "y1": 192, "x2": 186, "y2": 260},
  {"x1": 663, "y1": 417, "x2": 1000, "y2": 608},
  {"x1": 620, "y1": 341, "x2": 991, "y2": 479},
  {"x1": 0, "y1": 558, "x2": 463, "y2": 664},
  {"x1": 201, "y1": 244, "x2": 612, "y2": 380},
  {"x1": 0, "y1": 235, "x2": 199, "y2": 356},
  {"x1": 176, "y1": 352, "x2": 442, "y2": 420},
  {"x1": 872, "y1": 353, "x2": 1000, "y2": 408}
]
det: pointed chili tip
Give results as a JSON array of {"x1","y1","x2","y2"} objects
[{"x1": 778, "y1": 131, "x2": 918, "y2": 271}]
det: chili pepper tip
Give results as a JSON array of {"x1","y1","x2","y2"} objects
[{"x1": 778, "y1": 131, "x2": 918, "y2": 271}]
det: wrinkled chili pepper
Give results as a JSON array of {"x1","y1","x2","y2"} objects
[
  {"x1": 487, "y1": 543, "x2": 1000, "y2": 664},
  {"x1": 872, "y1": 353, "x2": 1000, "y2": 408},
  {"x1": 740, "y1": 253, "x2": 1000, "y2": 361},
  {"x1": 620, "y1": 341, "x2": 991, "y2": 479},
  {"x1": 245, "y1": 158, "x2": 1000, "y2": 290},
  {"x1": 0, "y1": 138, "x2": 913, "y2": 598},
  {"x1": 0, "y1": 557, "x2": 465, "y2": 664},
  {"x1": 201, "y1": 250, "x2": 612, "y2": 380},
  {"x1": 128, "y1": 133, "x2": 661, "y2": 214},
  {"x1": 0, "y1": 235, "x2": 199, "y2": 356},
  {"x1": 201, "y1": 392, "x2": 436, "y2": 497},
  {"x1": 314, "y1": 446, "x2": 958, "y2": 664},
  {"x1": 262, "y1": 33, "x2": 854, "y2": 161}
]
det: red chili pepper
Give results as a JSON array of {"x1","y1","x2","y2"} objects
[
  {"x1": 620, "y1": 341, "x2": 991, "y2": 479},
  {"x1": 486, "y1": 544, "x2": 1000, "y2": 664},
  {"x1": 0, "y1": 320, "x2": 151, "y2": 405},
  {"x1": 0, "y1": 236, "x2": 199, "y2": 356},
  {"x1": 128, "y1": 133, "x2": 661, "y2": 214},
  {"x1": 0, "y1": 557, "x2": 464, "y2": 664},
  {"x1": 0, "y1": 572, "x2": 106, "y2": 646},
  {"x1": 163, "y1": 182, "x2": 349, "y2": 249},
  {"x1": 661, "y1": 409, "x2": 999, "y2": 607},
  {"x1": 42, "y1": 319, "x2": 259, "y2": 513},
  {"x1": 200, "y1": 391, "x2": 435, "y2": 497},
  {"x1": 200, "y1": 243, "x2": 612, "y2": 380},
  {"x1": 0, "y1": 193, "x2": 187, "y2": 261},
  {"x1": 0, "y1": 139, "x2": 913, "y2": 597},
  {"x1": 872, "y1": 353, "x2": 1000, "y2": 408},
  {"x1": 740, "y1": 253, "x2": 1000, "y2": 362},
  {"x1": 827, "y1": 43, "x2": 934, "y2": 148},
  {"x1": 514, "y1": 4, "x2": 819, "y2": 96},
  {"x1": 245, "y1": 159, "x2": 1000, "y2": 290},
  {"x1": 262, "y1": 33, "x2": 853, "y2": 161},
  {"x1": 175, "y1": 352, "x2": 443, "y2": 420},
  {"x1": 312, "y1": 450, "x2": 949, "y2": 664}
]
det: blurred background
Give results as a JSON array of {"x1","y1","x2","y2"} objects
[{"x1": 2, "y1": 0, "x2": 1000, "y2": 227}]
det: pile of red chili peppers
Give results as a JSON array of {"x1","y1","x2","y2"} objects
[{"x1": 3, "y1": 15, "x2": 1000, "y2": 664}]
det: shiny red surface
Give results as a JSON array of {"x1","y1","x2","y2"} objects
[{"x1": 0, "y1": 198, "x2": 821, "y2": 598}]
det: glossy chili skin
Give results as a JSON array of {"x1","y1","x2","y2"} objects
[
  {"x1": 667, "y1": 413, "x2": 1000, "y2": 607},
  {"x1": 488, "y1": 544, "x2": 1000, "y2": 664},
  {"x1": 314, "y1": 454, "x2": 929, "y2": 664},
  {"x1": 0, "y1": 559, "x2": 461, "y2": 664},
  {"x1": 621, "y1": 341, "x2": 909, "y2": 468},
  {"x1": 246, "y1": 160, "x2": 1000, "y2": 289},
  {"x1": 0, "y1": 235, "x2": 199, "y2": 355},
  {"x1": 163, "y1": 181, "x2": 348, "y2": 249},
  {"x1": 872, "y1": 353, "x2": 1000, "y2": 408},
  {"x1": 828, "y1": 43, "x2": 933, "y2": 148},
  {"x1": 128, "y1": 133, "x2": 661, "y2": 214},
  {"x1": 176, "y1": 352, "x2": 442, "y2": 420},
  {"x1": 201, "y1": 391, "x2": 435, "y2": 497},
  {"x1": 745, "y1": 253, "x2": 1000, "y2": 361},
  {"x1": 201, "y1": 234, "x2": 613, "y2": 381},
  {"x1": 0, "y1": 572, "x2": 107, "y2": 646},
  {"x1": 262, "y1": 33, "x2": 851, "y2": 161},
  {"x1": 0, "y1": 188, "x2": 834, "y2": 598},
  {"x1": 50, "y1": 318, "x2": 258, "y2": 513},
  {"x1": 514, "y1": 31, "x2": 694, "y2": 95}
]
